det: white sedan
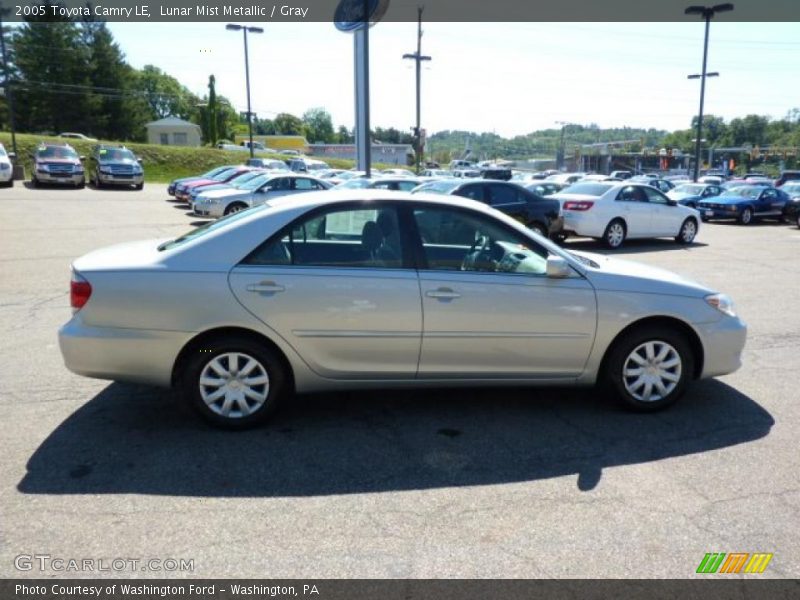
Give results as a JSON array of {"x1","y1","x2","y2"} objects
[
  {"x1": 193, "y1": 174, "x2": 332, "y2": 218},
  {"x1": 552, "y1": 182, "x2": 701, "y2": 249}
]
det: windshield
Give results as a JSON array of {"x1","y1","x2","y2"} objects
[
  {"x1": 158, "y1": 205, "x2": 266, "y2": 251},
  {"x1": 561, "y1": 182, "x2": 613, "y2": 196},
  {"x1": 37, "y1": 146, "x2": 79, "y2": 160},
  {"x1": 98, "y1": 148, "x2": 135, "y2": 161},
  {"x1": 228, "y1": 171, "x2": 263, "y2": 187},
  {"x1": 782, "y1": 183, "x2": 800, "y2": 194},
  {"x1": 202, "y1": 166, "x2": 231, "y2": 178},
  {"x1": 412, "y1": 180, "x2": 460, "y2": 194},
  {"x1": 239, "y1": 174, "x2": 273, "y2": 191},
  {"x1": 211, "y1": 168, "x2": 238, "y2": 181},
  {"x1": 0, "y1": 147, "x2": 6, "y2": 157},
  {"x1": 673, "y1": 184, "x2": 705, "y2": 195},
  {"x1": 721, "y1": 186, "x2": 761, "y2": 199}
]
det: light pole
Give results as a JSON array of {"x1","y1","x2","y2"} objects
[
  {"x1": 226, "y1": 23, "x2": 263, "y2": 158},
  {"x1": 403, "y1": 6, "x2": 431, "y2": 174},
  {"x1": 555, "y1": 121, "x2": 571, "y2": 171},
  {"x1": 685, "y1": 3, "x2": 733, "y2": 182}
]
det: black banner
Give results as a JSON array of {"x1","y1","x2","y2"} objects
[
  {"x1": 0, "y1": 0, "x2": 797, "y2": 23},
  {"x1": 2, "y1": 580, "x2": 800, "y2": 600}
]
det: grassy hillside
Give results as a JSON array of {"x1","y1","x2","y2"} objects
[{"x1": 0, "y1": 132, "x2": 380, "y2": 183}]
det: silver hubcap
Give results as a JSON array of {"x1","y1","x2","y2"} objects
[
  {"x1": 622, "y1": 341, "x2": 682, "y2": 403},
  {"x1": 607, "y1": 223, "x2": 624, "y2": 247},
  {"x1": 682, "y1": 220, "x2": 696, "y2": 242},
  {"x1": 199, "y1": 352, "x2": 269, "y2": 418},
  {"x1": 229, "y1": 205, "x2": 244, "y2": 213},
  {"x1": 742, "y1": 210, "x2": 751, "y2": 223}
]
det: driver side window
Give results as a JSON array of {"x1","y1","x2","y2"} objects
[{"x1": 412, "y1": 207, "x2": 548, "y2": 275}]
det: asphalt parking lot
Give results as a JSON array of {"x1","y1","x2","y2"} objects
[{"x1": 1, "y1": 182, "x2": 798, "y2": 579}]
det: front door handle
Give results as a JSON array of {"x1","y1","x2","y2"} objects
[
  {"x1": 246, "y1": 281, "x2": 285, "y2": 293},
  {"x1": 426, "y1": 287, "x2": 461, "y2": 300}
]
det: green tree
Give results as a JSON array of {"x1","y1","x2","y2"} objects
[
  {"x1": 133, "y1": 65, "x2": 199, "y2": 121},
  {"x1": 202, "y1": 74, "x2": 218, "y2": 145},
  {"x1": 273, "y1": 112, "x2": 306, "y2": 136},
  {"x1": 302, "y1": 107, "x2": 334, "y2": 143},
  {"x1": 11, "y1": 11, "x2": 94, "y2": 135}
]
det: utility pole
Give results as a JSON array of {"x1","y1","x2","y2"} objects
[
  {"x1": 226, "y1": 24, "x2": 263, "y2": 158},
  {"x1": 403, "y1": 6, "x2": 431, "y2": 174}
]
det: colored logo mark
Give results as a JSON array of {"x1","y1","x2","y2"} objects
[{"x1": 696, "y1": 552, "x2": 773, "y2": 574}]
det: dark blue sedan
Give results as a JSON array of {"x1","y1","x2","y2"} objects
[
  {"x1": 696, "y1": 185, "x2": 789, "y2": 225},
  {"x1": 667, "y1": 183, "x2": 722, "y2": 208}
]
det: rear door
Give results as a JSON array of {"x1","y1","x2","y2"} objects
[
  {"x1": 614, "y1": 185, "x2": 652, "y2": 236},
  {"x1": 229, "y1": 203, "x2": 422, "y2": 379}
]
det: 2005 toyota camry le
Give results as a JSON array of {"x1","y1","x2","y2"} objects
[{"x1": 59, "y1": 190, "x2": 747, "y2": 429}]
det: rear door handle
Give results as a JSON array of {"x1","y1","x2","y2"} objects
[
  {"x1": 426, "y1": 287, "x2": 461, "y2": 300},
  {"x1": 246, "y1": 281, "x2": 285, "y2": 293}
]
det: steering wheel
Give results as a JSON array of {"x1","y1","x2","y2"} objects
[{"x1": 461, "y1": 235, "x2": 494, "y2": 271}]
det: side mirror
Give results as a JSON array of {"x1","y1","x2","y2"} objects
[
  {"x1": 79, "y1": 156, "x2": 86, "y2": 161},
  {"x1": 137, "y1": 158, "x2": 143, "y2": 164},
  {"x1": 8, "y1": 152, "x2": 15, "y2": 160},
  {"x1": 546, "y1": 255, "x2": 572, "y2": 278},
  {"x1": 667, "y1": 199, "x2": 678, "y2": 206}
]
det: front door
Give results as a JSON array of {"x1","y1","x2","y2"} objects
[{"x1": 409, "y1": 205, "x2": 597, "y2": 379}]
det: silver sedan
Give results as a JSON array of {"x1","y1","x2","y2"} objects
[{"x1": 59, "y1": 191, "x2": 747, "y2": 429}]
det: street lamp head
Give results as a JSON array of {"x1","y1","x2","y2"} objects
[
  {"x1": 684, "y1": 5, "x2": 707, "y2": 15},
  {"x1": 712, "y1": 3, "x2": 734, "y2": 12},
  {"x1": 246, "y1": 27, "x2": 264, "y2": 34},
  {"x1": 226, "y1": 24, "x2": 242, "y2": 31},
  {"x1": 685, "y1": 3, "x2": 734, "y2": 16}
]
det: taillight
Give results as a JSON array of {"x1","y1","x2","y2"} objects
[
  {"x1": 70, "y1": 271, "x2": 92, "y2": 312},
  {"x1": 563, "y1": 200, "x2": 595, "y2": 211}
]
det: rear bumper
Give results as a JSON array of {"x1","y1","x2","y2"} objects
[
  {"x1": 59, "y1": 318, "x2": 189, "y2": 387},
  {"x1": 697, "y1": 316, "x2": 747, "y2": 379}
]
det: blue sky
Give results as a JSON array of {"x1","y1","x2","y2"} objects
[{"x1": 107, "y1": 21, "x2": 800, "y2": 137}]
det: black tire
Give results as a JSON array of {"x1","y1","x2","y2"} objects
[
  {"x1": 77, "y1": 178, "x2": 85, "y2": 189},
  {"x1": 602, "y1": 218, "x2": 626, "y2": 249},
  {"x1": 738, "y1": 207, "x2": 753, "y2": 225},
  {"x1": 224, "y1": 202, "x2": 248, "y2": 215},
  {"x1": 528, "y1": 222, "x2": 547, "y2": 237},
  {"x1": 135, "y1": 182, "x2": 144, "y2": 190},
  {"x1": 796, "y1": 213, "x2": 800, "y2": 229},
  {"x1": 675, "y1": 217, "x2": 698, "y2": 244},
  {"x1": 603, "y1": 325, "x2": 694, "y2": 412},
  {"x1": 2, "y1": 179, "x2": 12, "y2": 188},
  {"x1": 94, "y1": 171, "x2": 102, "y2": 188},
  {"x1": 31, "y1": 176, "x2": 39, "y2": 188},
  {"x1": 701, "y1": 215, "x2": 710, "y2": 222},
  {"x1": 181, "y1": 336, "x2": 288, "y2": 429}
]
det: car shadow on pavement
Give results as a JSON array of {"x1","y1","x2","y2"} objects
[
  {"x1": 565, "y1": 238, "x2": 709, "y2": 254},
  {"x1": 18, "y1": 380, "x2": 772, "y2": 497}
]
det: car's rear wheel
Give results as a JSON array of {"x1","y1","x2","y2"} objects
[
  {"x1": 224, "y1": 202, "x2": 248, "y2": 215},
  {"x1": 796, "y1": 213, "x2": 800, "y2": 229},
  {"x1": 675, "y1": 218, "x2": 697, "y2": 244},
  {"x1": 181, "y1": 337, "x2": 288, "y2": 429},
  {"x1": 604, "y1": 326, "x2": 693, "y2": 412},
  {"x1": 603, "y1": 219, "x2": 626, "y2": 249},
  {"x1": 738, "y1": 207, "x2": 753, "y2": 225}
]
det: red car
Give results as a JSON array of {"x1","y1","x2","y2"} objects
[{"x1": 174, "y1": 166, "x2": 253, "y2": 201}]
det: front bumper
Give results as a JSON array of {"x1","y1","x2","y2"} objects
[
  {"x1": 35, "y1": 170, "x2": 84, "y2": 185},
  {"x1": 97, "y1": 171, "x2": 144, "y2": 186},
  {"x1": 697, "y1": 315, "x2": 747, "y2": 379},
  {"x1": 697, "y1": 206, "x2": 739, "y2": 220},
  {"x1": 59, "y1": 317, "x2": 188, "y2": 387},
  {"x1": 192, "y1": 202, "x2": 224, "y2": 218}
]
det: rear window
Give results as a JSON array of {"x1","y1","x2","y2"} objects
[
  {"x1": 560, "y1": 182, "x2": 614, "y2": 196},
  {"x1": 413, "y1": 180, "x2": 461, "y2": 194},
  {"x1": 158, "y1": 205, "x2": 267, "y2": 251}
]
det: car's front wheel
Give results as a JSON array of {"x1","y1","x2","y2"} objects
[
  {"x1": 224, "y1": 202, "x2": 248, "y2": 215},
  {"x1": 738, "y1": 207, "x2": 753, "y2": 225},
  {"x1": 603, "y1": 219, "x2": 626, "y2": 249},
  {"x1": 675, "y1": 218, "x2": 698, "y2": 244},
  {"x1": 181, "y1": 336, "x2": 288, "y2": 429},
  {"x1": 605, "y1": 326, "x2": 693, "y2": 412},
  {"x1": 796, "y1": 213, "x2": 800, "y2": 229},
  {"x1": 528, "y1": 221, "x2": 547, "y2": 237}
]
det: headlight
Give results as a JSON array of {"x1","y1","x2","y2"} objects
[
  {"x1": 38, "y1": 164, "x2": 49, "y2": 172},
  {"x1": 74, "y1": 165, "x2": 84, "y2": 173},
  {"x1": 100, "y1": 167, "x2": 112, "y2": 174},
  {"x1": 0, "y1": 163, "x2": 10, "y2": 170},
  {"x1": 705, "y1": 293, "x2": 736, "y2": 317}
]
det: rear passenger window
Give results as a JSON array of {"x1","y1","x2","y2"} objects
[{"x1": 243, "y1": 207, "x2": 403, "y2": 269}]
